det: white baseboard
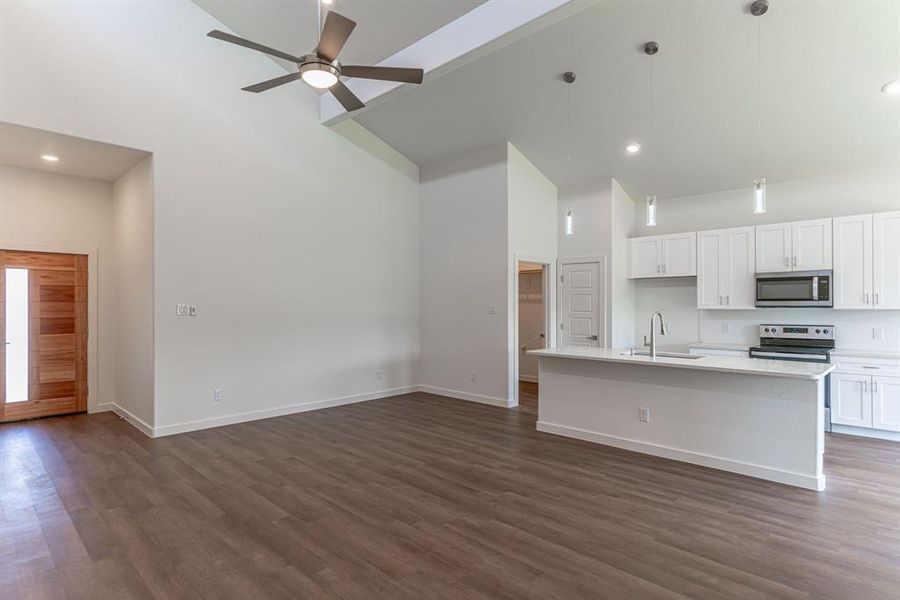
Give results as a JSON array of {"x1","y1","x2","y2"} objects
[
  {"x1": 91, "y1": 402, "x2": 115, "y2": 414},
  {"x1": 536, "y1": 421, "x2": 826, "y2": 491},
  {"x1": 518, "y1": 374, "x2": 538, "y2": 383},
  {"x1": 111, "y1": 403, "x2": 155, "y2": 438},
  {"x1": 151, "y1": 386, "x2": 418, "y2": 438},
  {"x1": 417, "y1": 385, "x2": 514, "y2": 408},
  {"x1": 831, "y1": 425, "x2": 900, "y2": 442}
]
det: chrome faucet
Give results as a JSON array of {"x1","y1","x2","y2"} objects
[{"x1": 648, "y1": 311, "x2": 668, "y2": 359}]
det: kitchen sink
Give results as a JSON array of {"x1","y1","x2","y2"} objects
[{"x1": 621, "y1": 349, "x2": 704, "y2": 360}]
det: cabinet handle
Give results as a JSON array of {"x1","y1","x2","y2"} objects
[
  {"x1": 792, "y1": 256, "x2": 797, "y2": 267},
  {"x1": 657, "y1": 265, "x2": 661, "y2": 273},
  {"x1": 873, "y1": 381, "x2": 878, "y2": 394},
  {"x1": 726, "y1": 295, "x2": 730, "y2": 305},
  {"x1": 662, "y1": 264, "x2": 666, "y2": 274},
  {"x1": 865, "y1": 293, "x2": 870, "y2": 305},
  {"x1": 862, "y1": 380, "x2": 867, "y2": 392},
  {"x1": 875, "y1": 293, "x2": 879, "y2": 305},
  {"x1": 784, "y1": 256, "x2": 789, "y2": 267},
  {"x1": 719, "y1": 295, "x2": 723, "y2": 305}
]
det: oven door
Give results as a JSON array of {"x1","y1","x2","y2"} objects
[{"x1": 755, "y1": 271, "x2": 832, "y2": 307}]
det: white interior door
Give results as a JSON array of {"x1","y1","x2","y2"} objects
[
  {"x1": 792, "y1": 218, "x2": 832, "y2": 270},
  {"x1": 873, "y1": 212, "x2": 900, "y2": 309},
  {"x1": 561, "y1": 262, "x2": 602, "y2": 348}
]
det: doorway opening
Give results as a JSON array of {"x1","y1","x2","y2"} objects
[
  {"x1": 1, "y1": 250, "x2": 88, "y2": 422},
  {"x1": 517, "y1": 261, "x2": 546, "y2": 417}
]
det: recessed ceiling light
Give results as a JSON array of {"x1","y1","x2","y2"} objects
[
  {"x1": 41, "y1": 154, "x2": 59, "y2": 162},
  {"x1": 882, "y1": 79, "x2": 900, "y2": 95},
  {"x1": 625, "y1": 142, "x2": 642, "y2": 154},
  {"x1": 321, "y1": 0, "x2": 333, "y2": 4}
]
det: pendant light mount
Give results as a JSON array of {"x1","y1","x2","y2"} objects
[
  {"x1": 562, "y1": 71, "x2": 576, "y2": 84},
  {"x1": 643, "y1": 41, "x2": 659, "y2": 56},
  {"x1": 750, "y1": 0, "x2": 769, "y2": 16}
]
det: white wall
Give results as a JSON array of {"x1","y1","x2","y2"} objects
[
  {"x1": 0, "y1": 165, "x2": 114, "y2": 411},
  {"x1": 507, "y1": 143, "x2": 557, "y2": 398},
  {"x1": 629, "y1": 168, "x2": 900, "y2": 353},
  {"x1": 112, "y1": 157, "x2": 154, "y2": 426},
  {"x1": 419, "y1": 146, "x2": 509, "y2": 404},
  {"x1": 632, "y1": 167, "x2": 900, "y2": 237},
  {"x1": 0, "y1": 1, "x2": 421, "y2": 433},
  {"x1": 610, "y1": 179, "x2": 635, "y2": 349},
  {"x1": 557, "y1": 180, "x2": 611, "y2": 259}
]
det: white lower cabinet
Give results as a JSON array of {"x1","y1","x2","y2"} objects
[
  {"x1": 872, "y1": 376, "x2": 900, "y2": 432},
  {"x1": 830, "y1": 373, "x2": 872, "y2": 428},
  {"x1": 830, "y1": 360, "x2": 900, "y2": 433}
]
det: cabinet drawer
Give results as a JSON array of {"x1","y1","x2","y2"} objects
[{"x1": 832, "y1": 358, "x2": 900, "y2": 378}]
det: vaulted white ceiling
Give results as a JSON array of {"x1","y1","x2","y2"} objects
[
  {"x1": 351, "y1": 0, "x2": 899, "y2": 199},
  {"x1": 192, "y1": 0, "x2": 486, "y2": 70},
  {"x1": 194, "y1": 0, "x2": 899, "y2": 201}
]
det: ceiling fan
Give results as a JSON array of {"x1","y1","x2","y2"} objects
[{"x1": 207, "y1": 10, "x2": 424, "y2": 112}]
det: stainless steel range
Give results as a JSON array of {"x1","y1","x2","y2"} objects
[{"x1": 749, "y1": 324, "x2": 835, "y2": 431}]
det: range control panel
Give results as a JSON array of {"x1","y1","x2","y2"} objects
[{"x1": 759, "y1": 324, "x2": 835, "y2": 340}]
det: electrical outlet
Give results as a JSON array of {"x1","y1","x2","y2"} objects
[
  {"x1": 639, "y1": 407, "x2": 650, "y2": 423},
  {"x1": 176, "y1": 303, "x2": 198, "y2": 317},
  {"x1": 470, "y1": 370, "x2": 478, "y2": 382},
  {"x1": 376, "y1": 370, "x2": 383, "y2": 381},
  {"x1": 721, "y1": 322, "x2": 731, "y2": 334},
  {"x1": 873, "y1": 327, "x2": 885, "y2": 340},
  {"x1": 213, "y1": 388, "x2": 224, "y2": 401}
]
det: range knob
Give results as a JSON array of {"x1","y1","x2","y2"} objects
[
  {"x1": 771, "y1": 327, "x2": 778, "y2": 334},
  {"x1": 764, "y1": 327, "x2": 770, "y2": 333},
  {"x1": 815, "y1": 329, "x2": 821, "y2": 334},
  {"x1": 823, "y1": 329, "x2": 829, "y2": 334}
]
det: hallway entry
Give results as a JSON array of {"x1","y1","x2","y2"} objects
[{"x1": 1, "y1": 250, "x2": 88, "y2": 422}]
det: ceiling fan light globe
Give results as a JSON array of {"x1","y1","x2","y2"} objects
[{"x1": 302, "y1": 69, "x2": 338, "y2": 89}]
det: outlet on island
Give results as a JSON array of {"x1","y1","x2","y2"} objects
[{"x1": 639, "y1": 407, "x2": 650, "y2": 423}]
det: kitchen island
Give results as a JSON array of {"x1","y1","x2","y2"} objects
[{"x1": 529, "y1": 347, "x2": 834, "y2": 490}]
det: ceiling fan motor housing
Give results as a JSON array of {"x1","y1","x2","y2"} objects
[{"x1": 299, "y1": 55, "x2": 341, "y2": 78}]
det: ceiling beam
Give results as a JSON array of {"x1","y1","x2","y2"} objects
[{"x1": 320, "y1": 0, "x2": 597, "y2": 125}]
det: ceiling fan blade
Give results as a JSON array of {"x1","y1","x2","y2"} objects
[
  {"x1": 341, "y1": 65, "x2": 424, "y2": 84},
  {"x1": 330, "y1": 81, "x2": 365, "y2": 112},
  {"x1": 208, "y1": 30, "x2": 302, "y2": 64},
  {"x1": 242, "y1": 72, "x2": 301, "y2": 93},
  {"x1": 316, "y1": 11, "x2": 356, "y2": 62}
]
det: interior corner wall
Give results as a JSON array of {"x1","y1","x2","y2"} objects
[
  {"x1": 610, "y1": 179, "x2": 636, "y2": 349},
  {"x1": 0, "y1": 165, "x2": 115, "y2": 412},
  {"x1": 557, "y1": 180, "x2": 612, "y2": 260},
  {"x1": 112, "y1": 156, "x2": 155, "y2": 427},
  {"x1": 419, "y1": 145, "x2": 510, "y2": 405},
  {"x1": 507, "y1": 143, "x2": 558, "y2": 400},
  {"x1": 0, "y1": 1, "x2": 421, "y2": 434}
]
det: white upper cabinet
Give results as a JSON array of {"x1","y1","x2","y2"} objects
[
  {"x1": 756, "y1": 219, "x2": 832, "y2": 272},
  {"x1": 834, "y1": 211, "x2": 899, "y2": 310},
  {"x1": 873, "y1": 212, "x2": 900, "y2": 309},
  {"x1": 833, "y1": 214, "x2": 873, "y2": 309},
  {"x1": 755, "y1": 223, "x2": 792, "y2": 272},
  {"x1": 697, "y1": 227, "x2": 755, "y2": 309},
  {"x1": 629, "y1": 237, "x2": 662, "y2": 278},
  {"x1": 792, "y1": 218, "x2": 832, "y2": 270},
  {"x1": 629, "y1": 234, "x2": 695, "y2": 278},
  {"x1": 661, "y1": 233, "x2": 696, "y2": 277}
]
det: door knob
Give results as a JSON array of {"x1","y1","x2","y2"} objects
[{"x1": 585, "y1": 335, "x2": 598, "y2": 341}]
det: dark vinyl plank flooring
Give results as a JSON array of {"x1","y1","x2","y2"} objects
[{"x1": 1, "y1": 384, "x2": 898, "y2": 599}]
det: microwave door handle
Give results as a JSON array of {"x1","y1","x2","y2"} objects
[{"x1": 812, "y1": 276, "x2": 818, "y2": 301}]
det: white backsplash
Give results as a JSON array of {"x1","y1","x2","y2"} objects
[{"x1": 634, "y1": 278, "x2": 900, "y2": 352}]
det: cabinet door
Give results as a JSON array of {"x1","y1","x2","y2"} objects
[
  {"x1": 832, "y1": 214, "x2": 873, "y2": 309},
  {"x1": 661, "y1": 233, "x2": 696, "y2": 276},
  {"x1": 872, "y1": 376, "x2": 900, "y2": 432},
  {"x1": 792, "y1": 218, "x2": 832, "y2": 270},
  {"x1": 724, "y1": 227, "x2": 756, "y2": 308},
  {"x1": 696, "y1": 231, "x2": 723, "y2": 308},
  {"x1": 830, "y1": 373, "x2": 872, "y2": 428},
  {"x1": 755, "y1": 223, "x2": 791, "y2": 272},
  {"x1": 873, "y1": 211, "x2": 900, "y2": 309},
  {"x1": 629, "y1": 237, "x2": 661, "y2": 278}
]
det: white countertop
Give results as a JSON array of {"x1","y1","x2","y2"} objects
[
  {"x1": 689, "y1": 342, "x2": 751, "y2": 352},
  {"x1": 831, "y1": 348, "x2": 900, "y2": 361},
  {"x1": 529, "y1": 347, "x2": 834, "y2": 380}
]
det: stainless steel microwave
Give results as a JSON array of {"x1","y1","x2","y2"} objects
[{"x1": 755, "y1": 270, "x2": 832, "y2": 307}]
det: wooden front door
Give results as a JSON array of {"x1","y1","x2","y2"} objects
[{"x1": 1, "y1": 250, "x2": 88, "y2": 422}]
